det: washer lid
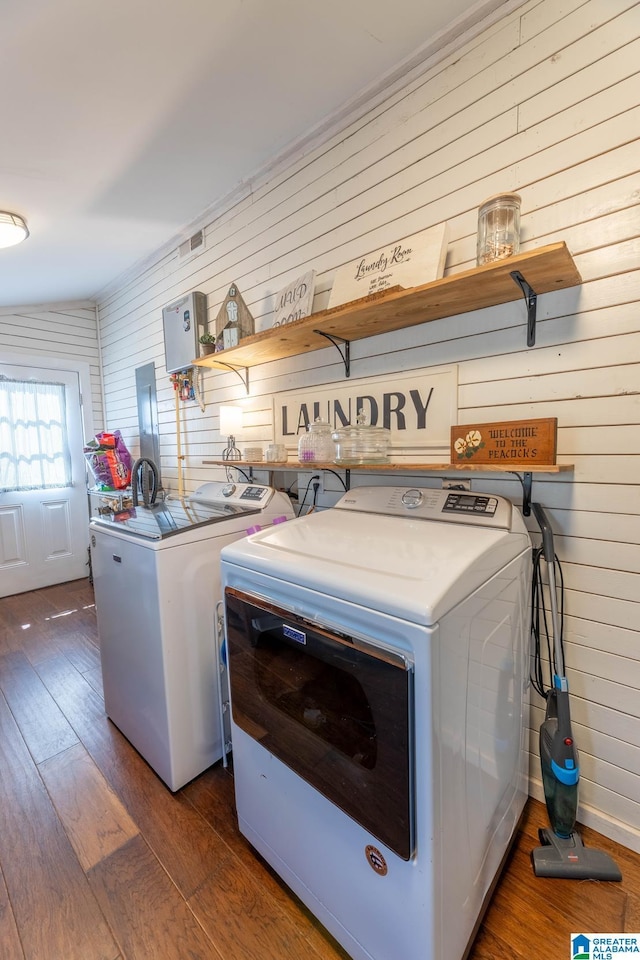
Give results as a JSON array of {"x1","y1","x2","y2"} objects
[
  {"x1": 221, "y1": 504, "x2": 531, "y2": 624},
  {"x1": 90, "y1": 497, "x2": 260, "y2": 540}
]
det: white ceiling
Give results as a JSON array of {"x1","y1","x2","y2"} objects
[{"x1": 0, "y1": 0, "x2": 512, "y2": 308}]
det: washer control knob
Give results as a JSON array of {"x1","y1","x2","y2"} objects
[
  {"x1": 401, "y1": 488, "x2": 423, "y2": 509},
  {"x1": 222, "y1": 483, "x2": 236, "y2": 498}
]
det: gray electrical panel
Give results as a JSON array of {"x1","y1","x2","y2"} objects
[
  {"x1": 162, "y1": 291, "x2": 207, "y2": 373},
  {"x1": 135, "y1": 362, "x2": 161, "y2": 475}
]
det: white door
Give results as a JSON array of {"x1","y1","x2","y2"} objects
[{"x1": 0, "y1": 362, "x2": 90, "y2": 597}]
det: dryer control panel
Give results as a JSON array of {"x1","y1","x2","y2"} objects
[
  {"x1": 442, "y1": 493, "x2": 498, "y2": 516},
  {"x1": 335, "y1": 486, "x2": 514, "y2": 529}
]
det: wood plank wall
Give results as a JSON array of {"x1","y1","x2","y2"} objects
[
  {"x1": 0, "y1": 302, "x2": 103, "y2": 431},
  {"x1": 94, "y1": 0, "x2": 640, "y2": 854}
]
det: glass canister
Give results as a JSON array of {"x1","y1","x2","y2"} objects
[
  {"x1": 331, "y1": 412, "x2": 391, "y2": 465},
  {"x1": 476, "y1": 193, "x2": 521, "y2": 266},
  {"x1": 265, "y1": 443, "x2": 288, "y2": 463},
  {"x1": 297, "y1": 419, "x2": 336, "y2": 462}
]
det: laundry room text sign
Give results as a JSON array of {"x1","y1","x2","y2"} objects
[
  {"x1": 451, "y1": 418, "x2": 557, "y2": 465},
  {"x1": 275, "y1": 366, "x2": 458, "y2": 458},
  {"x1": 327, "y1": 224, "x2": 448, "y2": 308}
]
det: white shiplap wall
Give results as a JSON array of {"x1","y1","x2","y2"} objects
[
  {"x1": 0, "y1": 301, "x2": 103, "y2": 435},
  {"x1": 96, "y1": 0, "x2": 640, "y2": 852}
]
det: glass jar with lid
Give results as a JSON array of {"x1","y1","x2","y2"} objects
[
  {"x1": 331, "y1": 412, "x2": 391, "y2": 465},
  {"x1": 297, "y1": 419, "x2": 336, "y2": 462},
  {"x1": 476, "y1": 192, "x2": 521, "y2": 266}
]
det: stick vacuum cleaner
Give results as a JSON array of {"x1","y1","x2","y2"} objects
[{"x1": 530, "y1": 502, "x2": 621, "y2": 881}]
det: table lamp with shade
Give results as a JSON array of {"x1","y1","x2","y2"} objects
[{"x1": 219, "y1": 405, "x2": 243, "y2": 460}]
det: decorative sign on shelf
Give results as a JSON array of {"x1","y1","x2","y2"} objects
[
  {"x1": 273, "y1": 270, "x2": 316, "y2": 326},
  {"x1": 274, "y1": 366, "x2": 458, "y2": 458},
  {"x1": 214, "y1": 283, "x2": 255, "y2": 349},
  {"x1": 451, "y1": 418, "x2": 557, "y2": 466},
  {"x1": 327, "y1": 223, "x2": 448, "y2": 309}
]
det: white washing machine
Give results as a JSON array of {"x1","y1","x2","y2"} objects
[
  {"x1": 220, "y1": 486, "x2": 532, "y2": 960},
  {"x1": 89, "y1": 481, "x2": 293, "y2": 791}
]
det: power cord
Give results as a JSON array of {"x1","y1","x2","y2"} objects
[
  {"x1": 530, "y1": 544, "x2": 565, "y2": 700},
  {"x1": 224, "y1": 465, "x2": 252, "y2": 483},
  {"x1": 297, "y1": 474, "x2": 320, "y2": 517},
  {"x1": 321, "y1": 468, "x2": 348, "y2": 491}
]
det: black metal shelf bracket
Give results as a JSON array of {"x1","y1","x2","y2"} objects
[
  {"x1": 522, "y1": 471, "x2": 533, "y2": 516},
  {"x1": 510, "y1": 270, "x2": 538, "y2": 346},
  {"x1": 213, "y1": 362, "x2": 250, "y2": 394},
  {"x1": 509, "y1": 470, "x2": 533, "y2": 516},
  {"x1": 313, "y1": 330, "x2": 351, "y2": 377}
]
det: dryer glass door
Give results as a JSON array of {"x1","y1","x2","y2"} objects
[{"x1": 225, "y1": 587, "x2": 414, "y2": 859}]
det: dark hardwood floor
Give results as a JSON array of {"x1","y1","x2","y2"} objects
[{"x1": 0, "y1": 579, "x2": 638, "y2": 960}]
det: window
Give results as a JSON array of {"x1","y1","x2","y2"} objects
[{"x1": 0, "y1": 377, "x2": 72, "y2": 492}]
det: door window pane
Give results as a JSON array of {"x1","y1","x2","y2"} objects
[{"x1": 0, "y1": 377, "x2": 72, "y2": 491}]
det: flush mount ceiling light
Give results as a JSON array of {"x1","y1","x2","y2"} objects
[{"x1": 0, "y1": 212, "x2": 29, "y2": 249}]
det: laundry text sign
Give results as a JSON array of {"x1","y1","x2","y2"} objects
[{"x1": 275, "y1": 366, "x2": 458, "y2": 457}]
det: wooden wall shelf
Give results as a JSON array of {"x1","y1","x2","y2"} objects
[
  {"x1": 202, "y1": 460, "x2": 572, "y2": 474},
  {"x1": 193, "y1": 242, "x2": 581, "y2": 374},
  {"x1": 203, "y1": 459, "x2": 573, "y2": 515}
]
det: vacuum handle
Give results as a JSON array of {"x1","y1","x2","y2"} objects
[
  {"x1": 532, "y1": 501, "x2": 555, "y2": 562},
  {"x1": 555, "y1": 688, "x2": 573, "y2": 742}
]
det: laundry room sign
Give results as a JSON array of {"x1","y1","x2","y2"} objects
[
  {"x1": 327, "y1": 223, "x2": 448, "y2": 308},
  {"x1": 275, "y1": 366, "x2": 458, "y2": 458}
]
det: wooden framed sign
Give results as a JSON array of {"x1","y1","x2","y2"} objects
[
  {"x1": 275, "y1": 365, "x2": 458, "y2": 458},
  {"x1": 327, "y1": 223, "x2": 448, "y2": 308},
  {"x1": 451, "y1": 418, "x2": 557, "y2": 466}
]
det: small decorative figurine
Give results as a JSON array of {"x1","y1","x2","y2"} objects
[{"x1": 214, "y1": 283, "x2": 255, "y2": 350}]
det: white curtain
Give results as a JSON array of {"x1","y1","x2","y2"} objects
[{"x1": 0, "y1": 376, "x2": 72, "y2": 492}]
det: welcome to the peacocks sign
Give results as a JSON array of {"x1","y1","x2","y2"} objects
[{"x1": 451, "y1": 418, "x2": 557, "y2": 465}]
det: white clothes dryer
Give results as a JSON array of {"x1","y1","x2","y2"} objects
[
  {"x1": 220, "y1": 486, "x2": 532, "y2": 960},
  {"x1": 90, "y1": 481, "x2": 293, "y2": 790}
]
